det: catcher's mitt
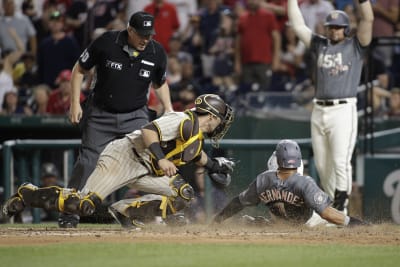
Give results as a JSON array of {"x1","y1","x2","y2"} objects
[
  {"x1": 209, "y1": 172, "x2": 232, "y2": 188},
  {"x1": 207, "y1": 157, "x2": 235, "y2": 188}
]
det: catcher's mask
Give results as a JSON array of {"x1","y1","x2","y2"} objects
[
  {"x1": 324, "y1": 10, "x2": 350, "y2": 36},
  {"x1": 275, "y1": 139, "x2": 302, "y2": 169},
  {"x1": 193, "y1": 94, "x2": 234, "y2": 147}
]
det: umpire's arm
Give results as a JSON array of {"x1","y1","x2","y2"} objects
[
  {"x1": 356, "y1": 0, "x2": 374, "y2": 46},
  {"x1": 70, "y1": 62, "x2": 90, "y2": 124},
  {"x1": 153, "y1": 81, "x2": 174, "y2": 113}
]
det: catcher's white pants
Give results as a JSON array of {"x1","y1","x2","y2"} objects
[
  {"x1": 82, "y1": 138, "x2": 176, "y2": 200},
  {"x1": 311, "y1": 98, "x2": 357, "y2": 199}
]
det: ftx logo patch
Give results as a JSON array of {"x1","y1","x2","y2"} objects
[{"x1": 106, "y1": 60, "x2": 122, "y2": 70}]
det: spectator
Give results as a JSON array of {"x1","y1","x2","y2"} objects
[
  {"x1": 0, "y1": 56, "x2": 16, "y2": 108},
  {"x1": 234, "y1": 0, "x2": 281, "y2": 92},
  {"x1": 21, "y1": 0, "x2": 38, "y2": 22},
  {"x1": 272, "y1": 22, "x2": 307, "y2": 91},
  {"x1": 181, "y1": 13, "x2": 202, "y2": 77},
  {"x1": 64, "y1": 0, "x2": 89, "y2": 50},
  {"x1": 209, "y1": 9, "x2": 236, "y2": 95},
  {"x1": 169, "y1": 60, "x2": 201, "y2": 101},
  {"x1": 144, "y1": 0, "x2": 180, "y2": 52},
  {"x1": 198, "y1": 0, "x2": 230, "y2": 79},
  {"x1": 1, "y1": 90, "x2": 32, "y2": 115},
  {"x1": 300, "y1": 0, "x2": 334, "y2": 35},
  {"x1": 172, "y1": 84, "x2": 197, "y2": 111},
  {"x1": 0, "y1": 27, "x2": 25, "y2": 107},
  {"x1": 261, "y1": 0, "x2": 288, "y2": 32},
  {"x1": 360, "y1": 54, "x2": 392, "y2": 115},
  {"x1": 29, "y1": 84, "x2": 50, "y2": 115},
  {"x1": 37, "y1": 10, "x2": 80, "y2": 88},
  {"x1": 388, "y1": 88, "x2": 400, "y2": 118},
  {"x1": 30, "y1": 0, "x2": 59, "y2": 46},
  {"x1": 14, "y1": 52, "x2": 39, "y2": 105},
  {"x1": 371, "y1": 0, "x2": 399, "y2": 68},
  {"x1": 168, "y1": 34, "x2": 193, "y2": 64},
  {"x1": 0, "y1": 0, "x2": 37, "y2": 55},
  {"x1": 166, "y1": 56, "x2": 182, "y2": 86},
  {"x1": 47, "y1": 69, "x2": 85, "y2": 115},
  {"x1": 126, "y1": 0, "x2": 151, "y2": 20},
  {"x1": 168, "y1": 0, "x2": 198, "y2": 34}
]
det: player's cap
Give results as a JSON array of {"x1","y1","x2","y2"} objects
[
  {"x1": 129, "y1": 12, "x2": 156, "y2": 36},
  {"x1": 324, "y1": 10, "x2": 349, "y2": 28},
  {"x1": 56, "y1": 69, "x2": 72, "y2": 83}
]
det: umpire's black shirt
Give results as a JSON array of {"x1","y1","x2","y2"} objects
[{"x1": 78, "y1": 30, "x2": 167, "y2": 113}]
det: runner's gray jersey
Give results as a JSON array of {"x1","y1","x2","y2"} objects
[
  {"x1": 310, "y1": 34, "x2": 367, "y2": 99},
  {"x1": 239, "y1": 170, "x2": 331, "y2": 222}
]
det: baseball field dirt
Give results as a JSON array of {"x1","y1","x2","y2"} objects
[{"x1": 1, "y1": 223, "x2": 399, "y2": 246}]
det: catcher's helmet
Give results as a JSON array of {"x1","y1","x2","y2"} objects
[
  {"x1": 193, "y1": 94, "x2": 234, "y2": 147},
  {"x1": 275, "y1": 139, "x2": 302, "y2": 169},
  {"x1": 324, "y1": 10, "x2": 350, "y2": 36}
]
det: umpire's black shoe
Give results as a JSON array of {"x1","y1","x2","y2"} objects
[
  {"x1": 58, "y1": 214, "x2": 80, "y2": 228},
  {"x1": 108, "y1": 206, "x2": 144, "y2": 229}
]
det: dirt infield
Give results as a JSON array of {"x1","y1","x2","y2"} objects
[{"x1": 1, "y1": 223, "x2": 399, "y2": 246}]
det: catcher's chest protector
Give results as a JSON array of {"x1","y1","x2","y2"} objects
[{"x1": 150, "y1": 111, "x2": 204, "y2": 175}]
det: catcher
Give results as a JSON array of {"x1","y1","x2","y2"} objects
[
  {"x1": 213, "y1": 139, "x2": 366, "y2": 227},
  {"x1": 3, "y1": 94, "x2": 235, "y2": 228}
]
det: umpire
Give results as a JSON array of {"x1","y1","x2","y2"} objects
[{"x1": 62, "y1": 11, "x2": 173, "y2": 228}]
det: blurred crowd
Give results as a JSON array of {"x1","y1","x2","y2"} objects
[{"x1": 0, "y1": 0, "x2": 399, "y2": 118}]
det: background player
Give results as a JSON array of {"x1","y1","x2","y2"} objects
[
  {"x1": 4, "y1": 94, "x2": 235, "y2": 228},
  {"x1": 287, "y1": 0, "x2": 374, "y2": 218},
  {"x1": 213, "y1": 140, "x2": 366, "y2": 226},
  {"x1": 62, "y1": 11, "x2": 174, "y2": 228}
]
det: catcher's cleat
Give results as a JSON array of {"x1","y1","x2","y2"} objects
[
  {"x1": 58, "y1": 214, "x2": 80, "y2": 228},
  {"x1": 163, "y1": 212, "x2": 187, "y2": 226},
  {"x1": 108, "y1": 206, "x2": 144, "y2": 229}
]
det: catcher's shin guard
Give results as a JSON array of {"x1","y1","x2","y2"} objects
[
  {"x1": 78, "y1": 192, "x2": 102, "y2": 216},
  {"x1": 6, "y1": 183, "x2": 102, "y2": 216},
  {"x1": 57, "y1": 190, "x2": 102, "y2": 216}
]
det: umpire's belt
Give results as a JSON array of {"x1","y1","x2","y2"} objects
[{"x1": 315, "y1": 99, "x2": 348, "y2": 106}]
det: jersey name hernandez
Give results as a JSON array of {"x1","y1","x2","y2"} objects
[{"x1": 259, "y1": 189, "x2": 302, "y2": 205}]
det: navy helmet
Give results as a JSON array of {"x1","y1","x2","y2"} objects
[
  {"x1": 324, "y1": 10, "x2": 350, "y2": 35},
  {"x1": 275, "y1": 139, "x2": 302, "y2": 169}
]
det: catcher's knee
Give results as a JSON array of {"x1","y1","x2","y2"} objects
[
  {"x1": 58, "y1": 190, "x2": 102, "y2": 216},
  {"x1": 170, "y1": 174, "x2": 194, "y2": 201}
]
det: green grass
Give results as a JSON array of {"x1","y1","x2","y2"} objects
[{"x1": 0, "y1": 242, "x2": 399, "y2": 267}]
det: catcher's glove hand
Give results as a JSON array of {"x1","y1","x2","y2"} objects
[
  {"x1": 206, "y1": 157, "x2": 235, "y2": 174},
  {"x1": 209, "y1": 172, "x2": 232, "y2": 188},
  {"x1": 206, "y1": 157, "x2": 235, "y2": 188}
]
